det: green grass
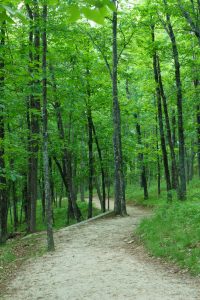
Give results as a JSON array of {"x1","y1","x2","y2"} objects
[
  {"x1": 128, "y1": 178, "x2": 200, "y2": 275},
  {"x1": 126, "y1": 183, "x2": 167, "y2": 207},
  {"x1": 136, "y1": 202, "x2": 200, "y2": 275}
]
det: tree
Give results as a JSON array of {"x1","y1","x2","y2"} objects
[
  {"x1": 0, "y1": 20, "x2": 7, "y2": 243},
  {"x1": 162, "y1": 0, "x2": 187, "y2": 200},
  {"x1": 42, "y1": 2, "x2": 54, "y2": 251}
]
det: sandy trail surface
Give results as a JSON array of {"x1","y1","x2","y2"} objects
[{"x1": 2, "y1": 200, "x2": 200, "y2": 300}]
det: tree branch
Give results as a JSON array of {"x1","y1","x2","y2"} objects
[
  {"x1": 118, "y1": 26, "x2": 134, "y2": 63},
  {"x1": 79, "y1": 25, "x2": 113, "y2": 80}
]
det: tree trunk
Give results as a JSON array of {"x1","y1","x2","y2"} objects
[
  {"x1": 157, "y1": 56, "x2": 179, "y2": 190},
  {"x1": 49, "y1": 157, "x2": 55, "y2": 205},
  {"x1": 152, "y1": 26, "x2": 172, "y2": 200},
  {"x1": 135, "y1": 117, "x2": 149, "y2": 200},
  {"x1": 194, "y1": 78, "x2": 200, "y2": 177},
  {"x1": 92, "y1": 120, "x2": 106, "y2": 212},
  {"x1": 87, "y1": 106, "x2": 93, "y2": 219},
  {"x1": 163, "y1": 0, "x2": 186, "y2": 200},
  {"x1": 95, "y1": 176, "x2": 103, "y2": 207},
  {"x1": 50, "y1": 67, "x2": 82, "y2": 222},
  {"x1": 112, "y1": 1, "x2": 126, "y2": 215},
  {"x1": 196, "y1": 104, "x2": 200, "y2": 177},
  {"x1": 156, "y1": 118, "x2": 161, "y2": 196},
  {"x1": 0, "y1": 22, "x2": 8, "y2": 244},
  {"x1": 26, "y1": 1, "x2": 40, "y2": 233},
  {"x1": 42, "y1": 3, "x2": 55, "y2": 251}
]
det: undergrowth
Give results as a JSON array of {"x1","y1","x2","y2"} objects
[
  {"x1": 8, "y1": 200, "x2": 100, "y2": 233},
  {"x1": 128, "y1": 177, "x2": 200, "y2": 275}
]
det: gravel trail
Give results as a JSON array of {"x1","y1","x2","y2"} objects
[{"x1": 2, "y1": 202, "x2": 200, "y2": 300}]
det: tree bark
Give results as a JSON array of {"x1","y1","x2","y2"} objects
[
  {"x1": 87, "y1": 106, "x2": 93, "y2": 219},
  {"x1": 42, "y1": 3, "x2": 55, "y2": 251},
  {"x1": 135, "y1": 118, "x2": 149, "y2": 200},
  {"x1": 156, "y1": 117, "x2": 161, "y2": 196},
  {"x1": 163, "y1": 0, "x2": 187, "y2": 200},
  {"x1": 157, "y1": 56, "x2": 179, "y2": 190},
  {"x1": 26, "y1": 1, "x2": 40, "y2": 232},
  {"x1": 112, "y1": 1, "x2": 127, "y2": 215},
  {"x1": 51, "y1": 68, "x2": 81, "y2": 222},
  {"x1": 0, "y1": 22, "x2": 8, "y2": 244},
  {"x1": 92, "y1": 120, "x2": 106, "y2": 212},
  {"x1": 152, "y1": 26, "x2": 172, "y2": 200},
  {"x1": 196, "y1": 104, "x2": 200, "y2": 177},
  {"x1": 194, "y1": 79, "x2": 200, "y2": 177}
]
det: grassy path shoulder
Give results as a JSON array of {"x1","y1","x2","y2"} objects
[{"x1": 127, "y1": 179, "x2": 200, "y2": 276}]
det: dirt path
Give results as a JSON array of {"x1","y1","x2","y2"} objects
[{"x1": 2, "y1": 202, "x2": 200, "y2": 300}]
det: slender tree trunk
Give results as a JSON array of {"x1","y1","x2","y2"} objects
[
  {"x1": 152, "y1": 26, "x2": 172, "y2": 200},
  {"x1": 106, "y1": 175, "x2": 110, "y2": 211},
  {"x1": 26, "y1": 1, "x2": 40, "y2": 232},
  {"x1": 157, "y1": 56, "x2": 179, "y2": 190},
  {"x1": 42, "y1": 3, "x2": 54, "y2": 251},
  {"x1": 80, "y1": 137, "x2": 85, "y2": 202},
  {"x1": 196, "y1": 105, "x2": 200, "y2": 177},
  {"x1": 25, "y1": 4, "x2": 33, "y2": 232},
  {"x1": 40, "y1": 175, "x2": 46, "y2": 222},
  {"x1": 87, "y1": 106, "x2": 93, "y2": 219},
  {"x1": 194, "y1": 79, "x2": 200, "y2": 177},
  {"x1": 156, "y1": 118, "x2": 161, "y2": 196},
  {"x1": 95, "y1": 176, "x2": 103, "y2": 207},
  {"x1": 172, "y1": 110, "x2": 176, "y2": 147},
  {"x1": 0, "y1": 22, "x2": 8, "y2": 243},
  {"x1": 163, "y1": 0, "x2": 186, "y2": 200},
  {"x1": 72, "y1": 157, "x2": 78, "y2": 201},
  {"x1": 49, "y1": 157, "x2": 55, "y2": 204},
  {"x1": 92, "y1": 120, "x2": 106, "y2": 212},
  {"x1": 112, "y1": 1, "x2": 126, "y2": 215},
  {"x1": 50, "y1": 68, "x2": 81, "y2": 222},
  {"x1": 135, "y1": 116, "x2": 149, "y2": 200}
]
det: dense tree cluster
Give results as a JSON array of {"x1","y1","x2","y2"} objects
[{"x1": 0, "y1": 0, "x2": 199, "y2": 249}]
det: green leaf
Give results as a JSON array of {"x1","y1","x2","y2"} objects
[
  {"x1": 68, "y1": 5, "x2": 81, "y2": 22},
  {"x1": 81, "y1": 7, "x2": 105, "y2": 25},
  {"x1": 104, "y1": 0, "x2": 116, "y2": 12}
]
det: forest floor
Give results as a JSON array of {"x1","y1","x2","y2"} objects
[{"x1": 1, "y1": 200, "x2": 200, "y2": 300}]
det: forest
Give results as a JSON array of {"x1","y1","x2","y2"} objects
[{"x1": 0, "y1": 0, "x2": 200, "y2": 296}]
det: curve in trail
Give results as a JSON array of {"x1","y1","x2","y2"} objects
[{"x1": 2, "y1": 204, "x2": 200, "y2": 300}]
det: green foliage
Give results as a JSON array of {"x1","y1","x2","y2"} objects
[
  {"x1": 68, "y1": 0, "x2": 115, "y2": 24},
  {"x1": 7, "y1": 199, "x2": 101, "y2": 233},
  {"x1": 134, "y1": 179, "x2": 200, "y2": 275}
]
